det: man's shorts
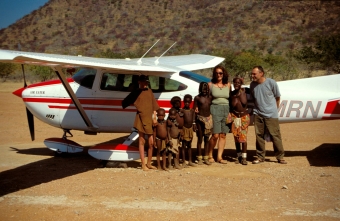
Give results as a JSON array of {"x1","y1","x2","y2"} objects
[{"x1": 210, "y1": 104, "x2": 230, "y2": 134}]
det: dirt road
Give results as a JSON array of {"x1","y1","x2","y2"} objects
[{"x1": 0, "y1": 82, "x2": 339, "y2": 220}]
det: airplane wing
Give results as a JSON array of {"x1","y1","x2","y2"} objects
[
  {"x1": 0, "y1": 49, "x2": 224, "y2": 136},
  {"x1": 0, "y1": 50, "x2": 224, "y2": 72}
]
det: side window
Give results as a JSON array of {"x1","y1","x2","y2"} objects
[
  {"x1": 150, "y1": 76, "x2": 187, "y2": 92},
  {"x1": 99, "y1": 73, "x2": 187, "y2": 92},
  {"x1": 72, "y1": 68, "x2": 97, "y2": 89},
  {"x1": 100, "y1": 73, "x2": 124, "y2": 91},
  {"x1": 149, "y1": 76, "x2": 159, "y2": 90},
  {"x1": 100, "y1": 73, "x2": 135, "y2": 91},
  {"x1": 164, "y1": 78, "x2": 187, "y2": 91}
]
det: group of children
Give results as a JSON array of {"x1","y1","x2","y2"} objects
[{"x1": 153, "y1": 81, "x2": 244, "y2": 170}]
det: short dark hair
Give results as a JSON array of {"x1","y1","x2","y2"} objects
[
  {"x1": 184, "y1": 94, "x2": 192, "y2": 101},
  {"x1": 157, "y1": 108, "x2": 165, "y2": 115},
  {"x1": 138, "y1": 74, "x2": 149, "y2": 82},
  {"x1": 169, "y1": 108, "x2": 177, "y2": 115},
  {"x1": 253, "y1": 66, "x2": 265, "y2": 75},
  {"x1": 170, "y1": 96, "x2": 181, "y2": 105}
]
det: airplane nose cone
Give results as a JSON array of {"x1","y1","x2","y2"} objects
[{"x1": 13, "y1": 87, "x2": 25, "y2": 98}]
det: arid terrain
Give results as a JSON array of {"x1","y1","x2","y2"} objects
[{"x1": 0, "y1": 82, "x2": 339, "y2": 221}]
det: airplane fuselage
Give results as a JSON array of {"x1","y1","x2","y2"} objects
[{"x1": 14, "y1": 69, "x2": 340, "y2": 134}]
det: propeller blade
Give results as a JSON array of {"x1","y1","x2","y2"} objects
[{"x1": 26, "y1": 107, "x2": 35, "y2": 141}]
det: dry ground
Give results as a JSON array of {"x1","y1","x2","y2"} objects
[{"x1": 0, "y1": 82, "x2": 340, "y2": 221}]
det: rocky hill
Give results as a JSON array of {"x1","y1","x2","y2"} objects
[{"x1": 0, "y1": 0, "x2": 339, "y2": 58}]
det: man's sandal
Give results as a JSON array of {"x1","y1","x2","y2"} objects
[
  {"x1": 277, "y1": 159, "x2": 287, "y2": 164},
  {"x1": 252, "y1": 158, "x2": 265, "y2": 164}
]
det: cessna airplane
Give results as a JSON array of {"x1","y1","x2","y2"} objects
[{"x1": 0, "y1": 47, "x2": 339, "y2": 164}]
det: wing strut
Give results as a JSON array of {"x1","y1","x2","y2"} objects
[{"x1": 53, "y1": 66, "x2": 97, "y2": 131}]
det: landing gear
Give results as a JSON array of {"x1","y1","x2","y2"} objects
[
  {"x1": 62, "y1": 129, "x2": 73, "y2": 140},
  {"x1": 52, "y1": 129, "x2": 75, "y2": 156}
]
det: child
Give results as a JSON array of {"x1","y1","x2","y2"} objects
[
  {"x1": 169, "y1": 96, "x2": 184, "y2": 168},
  {"x1": 181, "y1": 94, "x2": 196, "y2": 167},
  {"x1": 193, "y1": 82, "x2": 213, "y2": 165},
  {"x1": 167, "y1": 107, "x2": 181, "y2": 169},
  {"x1": 153, "y1": 108, "x2": 168, "y2": 171},
  {"x1": 230, "y1": 77, "x2": 250, "y2": 165}
]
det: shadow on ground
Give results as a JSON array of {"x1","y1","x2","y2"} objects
[
  {"x1": 1, "y1": 140, "x2": 339, "y2": 196},
  {"x1": 0, "y1": 135, "x2": 141, "y2": 197},
  {"x1": 220, "y1": 143, "x2": 340, "y2": 167}
]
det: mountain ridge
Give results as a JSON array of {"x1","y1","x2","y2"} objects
[{"x1": 0, "y1": 0, "x2": 339, "y2": 58}]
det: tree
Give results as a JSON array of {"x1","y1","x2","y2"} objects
[
  {"x1": 29, "y1": 65, "x2": 55, "y2": 82},
  {"x1": 296, "y1": 34, "x2": 340, "y2": 73},
  {"x1": 264, "y1": 54, "x2": 298, "y2": 80},
  {"x1": 0, "y1": 63, "x2": 17, "y2": 82},
  {"x1": 231, "y1": 51, "x2": 264, "y2": 80}
]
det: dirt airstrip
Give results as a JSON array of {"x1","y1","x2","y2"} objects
[{"x1": 0, "y1": 82, "x2": 340, "y2": 221}]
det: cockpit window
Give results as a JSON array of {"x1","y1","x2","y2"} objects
[
  {"x1": 72, "y1": 68, "x2": 97, "y2": 89},
  {"x1": 100, "y1": 73, "x2": 187, "y2": 92},
  {"x1": 179, "y1": 71, "x2": 210, "y2": 83}
]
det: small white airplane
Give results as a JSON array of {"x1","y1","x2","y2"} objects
[{"x1": 0, "y1": 46, "x2": 339, "y2": 164}]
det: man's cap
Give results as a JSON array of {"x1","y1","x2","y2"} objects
[{"x1": 138, "y1": 75, "x2": 149, "y2": 82}]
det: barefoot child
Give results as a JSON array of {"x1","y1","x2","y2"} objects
[
  {"x1": 169, "y1": 96, "x2": 184, "y2": 169},
  {"x1": 181, "y1": 94, "x2": 197, "y2": 167},
  {"x1": 153, "y1": 108, "x2": 168, "y2": 171},
  {"x1": 167, "y1": 108, "x2": 181, "y2": 169},
  {"x1": 193, "y1": 82, "x2": 213, "y2": 165},
  {"x1": 230, "y1": 77, "x2": 250, "y2": 165}
]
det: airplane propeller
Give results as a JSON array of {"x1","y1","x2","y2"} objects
[{"x1": 21, "y1": 64, "x2": 35, "y2": 141}]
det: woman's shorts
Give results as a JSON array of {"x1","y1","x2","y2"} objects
[{"x1": 210, "y1": 104, "x2": 230, "y2": 134}]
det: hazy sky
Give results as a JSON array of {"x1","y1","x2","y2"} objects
[{"x1": 0, "y1": 0, "x2": 49, "y2": 29}]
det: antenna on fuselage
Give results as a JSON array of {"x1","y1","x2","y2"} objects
[
  {"x1": 137, "y1": 39, "x2": 160, "y2": 65},
  {"x1": 155, "y1": 42, "x2": 177, "y2": 65}
]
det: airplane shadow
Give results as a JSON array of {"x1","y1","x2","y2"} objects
[
  {"x1": 0, "y1": 146, "x2": 99, "y2": 197},
  {"x1": 0, "y1": 135, "x2": 142, "y2": 197}
]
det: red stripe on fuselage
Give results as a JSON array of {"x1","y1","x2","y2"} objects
[
  {"x1": 324, "y1": 99, "x2": 340, "y2": 114},
  {"x1": 23, "y1": 97, "x2": 191, "y2": 109},
  {"x1": 48, "y1": 105, "x2": 139, "y2": 112}
]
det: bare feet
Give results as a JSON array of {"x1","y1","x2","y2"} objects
[
  {"x1": 142, "y1": 165, "x2": 149, "y2": 171},
  {"x1": 208, "y1": 157, "x2": 215, "y2": 163},
  {"x1": 146, "y1": 164, "x2": 157, "y2": 169},
  {"x1": 217, "y1": 159, "x2": 228, "y2": 164}
]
